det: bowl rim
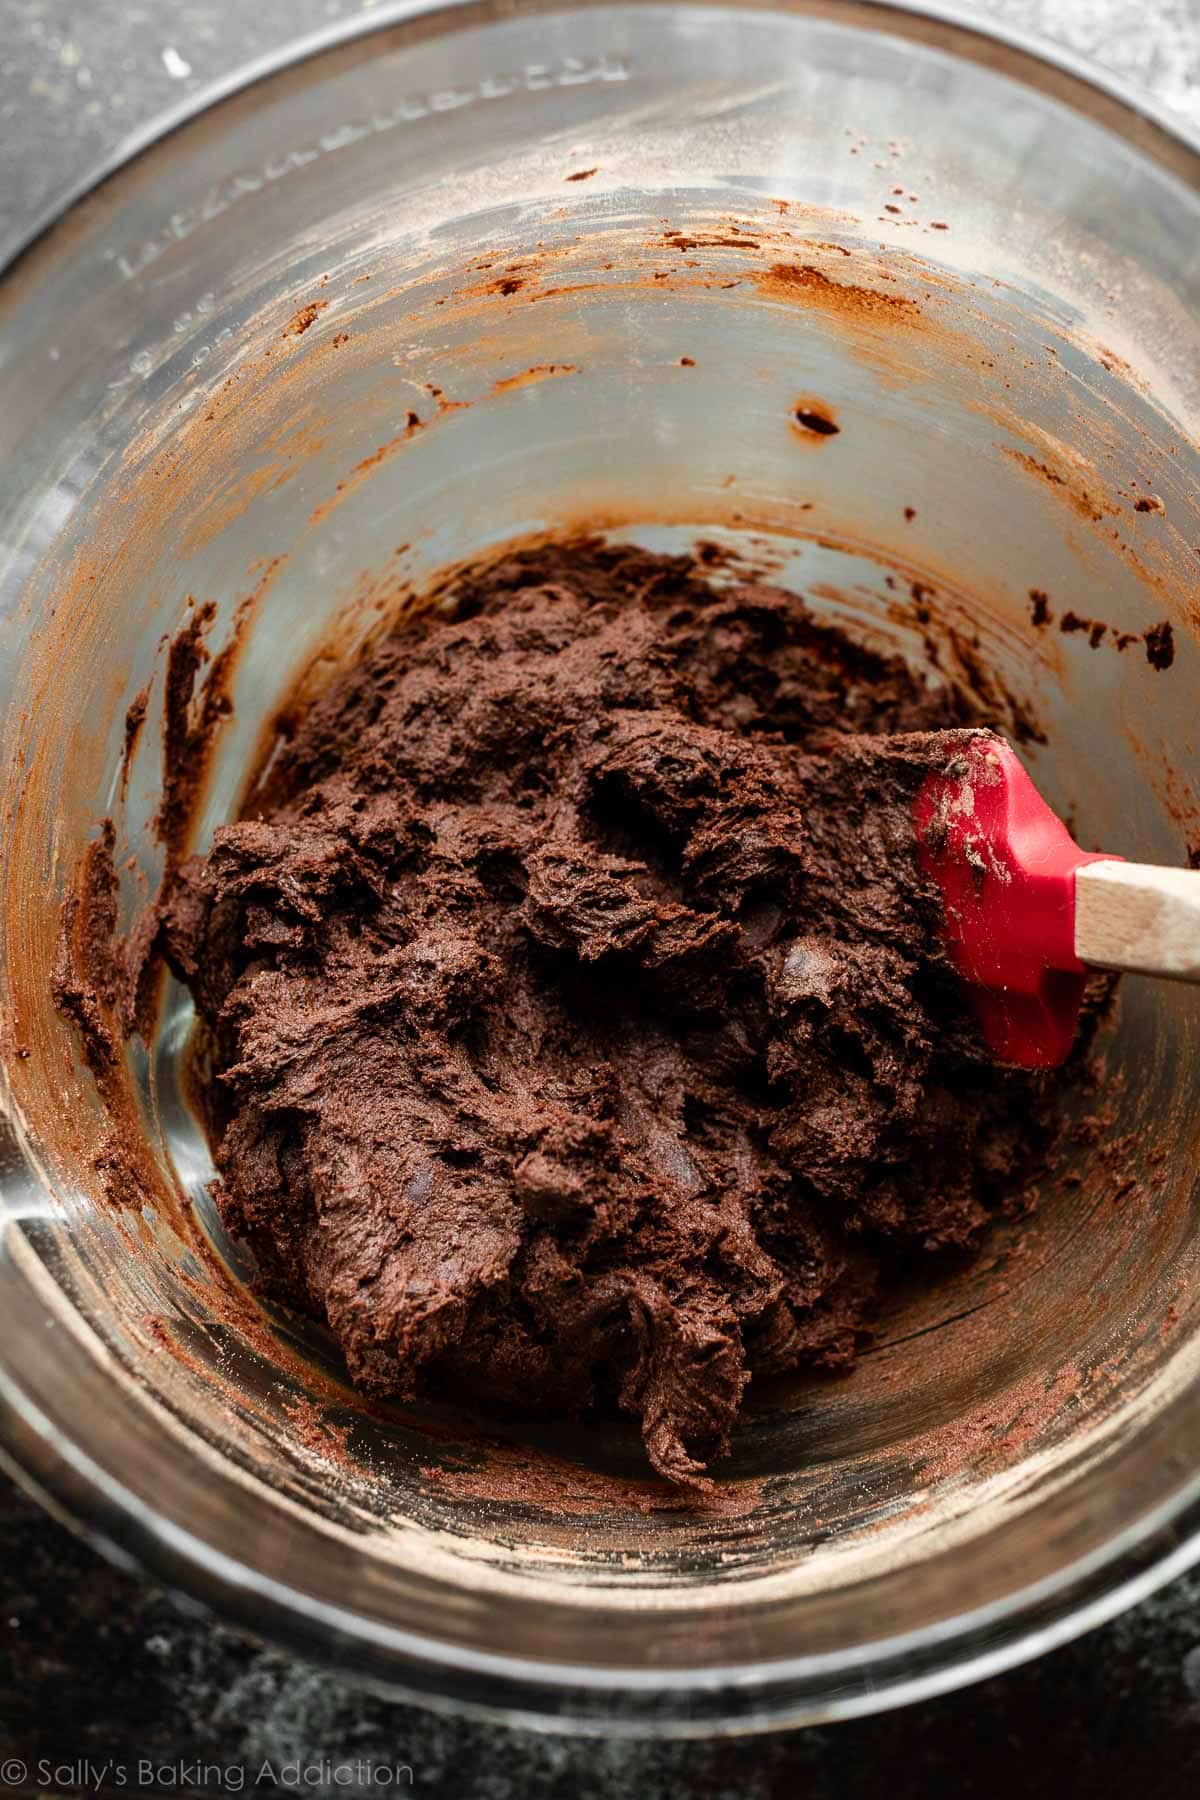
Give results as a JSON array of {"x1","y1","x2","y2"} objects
[
  {"x1": 3, "y1": 0, "x2": 1200, "y2": 1736},
  {"x1": 3, "y1": 0, "x2": 1199, "y2": 274}
]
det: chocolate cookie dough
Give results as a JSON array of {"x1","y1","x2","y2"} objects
[{"x1": 151, "y1": 542, "x2": 1070, "y2": 1487}]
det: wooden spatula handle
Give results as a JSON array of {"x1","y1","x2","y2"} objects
[{"x1": 1075, "y1": 860, "x2": 1200, "y2": 980}]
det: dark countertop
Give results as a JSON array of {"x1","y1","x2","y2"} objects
[
  {"x1": 3, "y1": 0, "x2": 1200, "y2": 1792},
  {"x1": 6, "y1": 1470, "x2": 1200, "y2": 1796}
]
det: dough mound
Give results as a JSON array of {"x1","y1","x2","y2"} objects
[{"x1": 162, "y1": 542, "x2": 1057, "y2": 1486}]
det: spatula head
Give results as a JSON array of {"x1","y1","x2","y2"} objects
[{"x1": 914, "y1": 736, "x2": 1109, "y2": 1068}]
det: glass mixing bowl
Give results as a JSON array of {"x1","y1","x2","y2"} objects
[{"x1": 2, "y1": 0, "x2": 1200, "y2": 1735}]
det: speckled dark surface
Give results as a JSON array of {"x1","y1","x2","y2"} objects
[
  {"x1": 6, "y1": 1467, "x2": 1200, "y2": 1795},
  {"x1": 3, "y1": 0, "x2": 1200, "y2": 1791}
]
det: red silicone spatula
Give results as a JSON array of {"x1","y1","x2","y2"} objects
[{"x1": 915, "y1": 735, "x2": 1200, "y2": 1068}]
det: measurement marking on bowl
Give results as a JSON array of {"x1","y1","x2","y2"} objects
[{"x1": 108, "y1": 55, "x2": 633, "y2": 283}]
